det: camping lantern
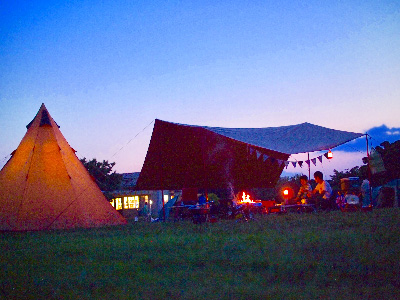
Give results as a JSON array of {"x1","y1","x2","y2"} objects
[
  {"x1": 324, "y1": 150, "x2": 333, "y2": 159},
  {"x1": 282, "y1": 187, "x2": 294, "y2": 202}
]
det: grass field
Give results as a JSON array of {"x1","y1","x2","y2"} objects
[{"x1": 1, "y1": 208, "x2": 399, "y2": 299}]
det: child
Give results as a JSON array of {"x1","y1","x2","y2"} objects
[
  {"x1": 336, "y1": 191, "x2": 346, "y2": 209},
  {"x1": 295, "y1": 175, "x2": 312, "y2": 204}
]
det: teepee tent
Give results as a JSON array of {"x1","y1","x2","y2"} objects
[{"x1": 0, "y1": 104, "x2": 126, "y2": 231}]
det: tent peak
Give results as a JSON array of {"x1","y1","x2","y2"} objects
[{"x1": 26, "y1": 104, "x2": 60, "y2": 129}]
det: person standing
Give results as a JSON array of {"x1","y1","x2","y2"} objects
[
  {"x1": 361, "y1": 179, "x2": 371, "y2": 206},
  {"x1": 142, "y1": 202, "x2": 150, "y2": 221}
]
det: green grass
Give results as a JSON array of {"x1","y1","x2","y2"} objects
[{"x1": 1, "y1": 209, "x2": 400, "y2": 299}]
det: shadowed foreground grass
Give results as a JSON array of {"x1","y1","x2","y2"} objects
[{"x1": 1, "y1": 209, "x2": 399, "y2": 299}]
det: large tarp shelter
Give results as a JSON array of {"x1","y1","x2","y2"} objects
[
  {"x1": 204, "y1": 122, "x2": 364, "y2": 155},
  {"x1": 0, "y1": 104, "x2": 127, "y2": 231},
  {"x1": 136, "y1": 119, "x2": 364, "y2": 191}
]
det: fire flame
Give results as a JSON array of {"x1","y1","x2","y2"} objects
[{"x1": 239, "y1": 192, "x2": 255, "y2": 203}]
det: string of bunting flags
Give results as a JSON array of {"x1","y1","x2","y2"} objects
[{"x1": 248, "y1": 146, "x2": 333, "y2": 169}]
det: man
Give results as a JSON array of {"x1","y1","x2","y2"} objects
[
  {"x1": 141, "y1": 202, "x2": 150, "y2": 221},
  {"x1": 295, "y1": 175, "x2": 312, "y2": 203},
  {"x1": 361, "y1": 179, "x2": 371, "y2": 206},
  {"x1": 312, "y1": 171, "x2": 333, "y2": 208}
]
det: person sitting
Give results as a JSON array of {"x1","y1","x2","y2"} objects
[
  {"x1": 295, "y1": 175, "x2": 312, "y2": 204},
  {"x1": 198, "y1": 194, "x2": 207, "y2": 206},
  {"x1": 312, "y1": 171, "x2": 333, "y2": 209},
  {"x1": 335, "y1": 191, "x2": 346, "y2": 210}
]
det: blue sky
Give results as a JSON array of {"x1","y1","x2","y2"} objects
[{"x1": 1, "y1": 1, "x2": 399, "y2": 176}]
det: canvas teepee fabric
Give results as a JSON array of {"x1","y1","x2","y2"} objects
[{"x1": 0, "y1": 104, "x2": 126, "y2": 231}]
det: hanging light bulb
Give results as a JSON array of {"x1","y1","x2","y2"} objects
[{"x1": 324, "y1": 150, "x2": 333, "y2": 159}]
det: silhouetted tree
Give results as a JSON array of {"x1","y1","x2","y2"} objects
[
  {"x1": 80, "y1": 158, "x2": 122, "y2": 193},
  {"x1": 370, "y1": 139, "x2": 400, "y2": 186}
]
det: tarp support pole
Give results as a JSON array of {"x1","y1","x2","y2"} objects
[
  {"x1": 366, "y1": 134, "x2": 373, "y2": 205},
  {"x1": 201, "y1": 134, "x2": 209, "y2": 207},
  {"x1": 159, "y1": 132, "x2": 166, "y2": 221},
  {"x1": 308, "y1": 152, "x2": 310, "y2": 179},
  {"x1": 162, "y1": 189, "x2": 166, "y2": 221}
]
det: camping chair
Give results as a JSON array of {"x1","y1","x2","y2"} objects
[{"x1": 341, "y1": 203, "x2": 360, "y2": 212}]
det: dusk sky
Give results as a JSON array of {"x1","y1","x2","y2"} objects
[{"x1": 1, "y1": 1, "x2": 399, "y2": 178}]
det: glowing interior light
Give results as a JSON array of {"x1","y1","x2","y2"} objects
[
  {"x1": 283, "y1": 189, "x2": 289, "y2": 196},
  {"x1": 327, "y1": 150, "x2": 333, "y2": 159}
]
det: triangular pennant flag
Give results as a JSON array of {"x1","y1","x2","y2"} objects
[
  {"x1": 249, "y1": 147, "x2": 254, "y2": 155},
  {"x1": 284, "y1": 161, "x2": 290, "y2": 168},
  {"x1": 277, "y1": 159, "x2": 283, "y2": 167},
  {"x1": 256, "y1": 150, "x2": 261, "y2": 159},
  {"x1": 324, "y1": 152, "x2": 329, "y2": 159},
  {"x1": 318, "y1": 156, "x2": 323, "y2": 163},
  {"x1": 291, "y1": 161, "x2": 297, "y2": 168},
  {"x1": 305, "y1": 160, "x2": 310, "y2": 167},
  {"x1": 263, "y1": 154, "x2": 269, "y2": 162},
  {"x1": 298, "y1": 161, "x2": 303, "y2": 168},
  {"x1": 311, "y1": 158, "x2": 317, "y2": 166},
  {"x1": 269, "y1": 157, "x2": 276, "y2": 164}
]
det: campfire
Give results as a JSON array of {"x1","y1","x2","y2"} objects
[{"x1": 237, "y1": 192, "x2": 257, "y2": 204}]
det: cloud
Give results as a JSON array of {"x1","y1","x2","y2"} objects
[
  {"x1": 386, "y1": 130, "x2": 400, "y2": 135},
  {"x1": 335, "y1": 125, "x2": 400, "y2": 153}
]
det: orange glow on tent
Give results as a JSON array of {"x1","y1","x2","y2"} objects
[{"x1": 0, "y1": 103, "x2": 127, "y2": 231}]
